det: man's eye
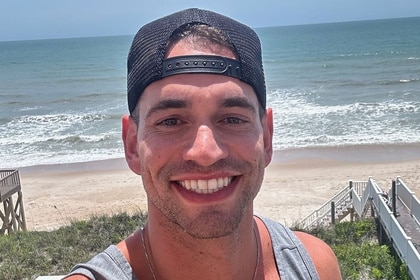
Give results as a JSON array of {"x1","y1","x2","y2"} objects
[
  {"x1": 159, "y1": 118, "x2": 180, "y2": 126},
  {"x1": 225, "y1": 117, "x2": 242, "y2": 124}
]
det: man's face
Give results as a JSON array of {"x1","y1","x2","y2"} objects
[{"x1": 123, "y1": 41, "x2": 273, "y2": 238}]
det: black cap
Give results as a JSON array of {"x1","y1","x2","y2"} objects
[{"x1": 127, "y1": 8, "x2": 266, "y2": 114}]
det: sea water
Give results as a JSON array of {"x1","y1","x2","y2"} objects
[{"x1": 1, "y1": 17, "x2": 419, "y2": 168}]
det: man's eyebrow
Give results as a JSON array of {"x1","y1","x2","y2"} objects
[
  {"x1": 219, "y1": 97, "x2": 256, "y2": 113},
  {"x1": 146, "y1": 99, "x2": 190, "y2": 118}
]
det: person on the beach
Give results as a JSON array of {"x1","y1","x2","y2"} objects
[{"x1": 65, "y1": 8, "x2": 342, "y2": 280}]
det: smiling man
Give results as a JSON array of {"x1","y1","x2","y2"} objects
[{"x1": 65, "y1": 8, "x2": 342, "y2": 280}]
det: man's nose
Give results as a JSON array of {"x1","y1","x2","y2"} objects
[{"x1": 182, "y1": 125, "x2": 228, "y2": 166}]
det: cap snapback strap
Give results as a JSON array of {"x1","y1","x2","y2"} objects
[{"x1": 162, "y1": 55, "x2": 242, "y2": 79}]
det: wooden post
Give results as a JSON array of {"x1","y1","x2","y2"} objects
[
  {"x1": 349, "y1": 180, "x2": 354, "y2": 222},
  {"x1": 17, "y1": 191, "x2": 27, "y2": 231},
  {"x1": 371, "y1": 204, "x2": 375, "y2": 218},
  {"x1": 391, "y1": 180, "x2": 397, "y2": 217},
  {"x1": 331, "y1": 201, "x2": 336, "y2": 224},
  {"x1": 378, "y1": 219, "x2": 384, "y2": 244},
  {"x1": 1, "y1": 197, "x2": 17, "y2": 234}
]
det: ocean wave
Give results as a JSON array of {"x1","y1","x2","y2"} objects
[
  {"x1": 379, "y1": 78, "x2": 420, "y2": 85},
  {"x1": 268, "y1": 88, "x2": 420, "y2": 150},
  {"x1": 55, "y1": 76, "x2": 121, "y2": 84},
  {"x1": 1, "y1": 148, "x2": 125, "y2": 169},
  {"x1": 44, "y1": 134, "x2": 112, "y2": 145},
  {"x1": 41, "y1": 90, "x2": 125, "y2": 103},
  {"x1": 14, "y1": 113, "x2": 107, "y2": 124},
  {"x1": 21, "y1": 105, "x2": 43, "y2": 111},
  {"x1": 1, "y1": 100, "x2": 27, "y2": 106},
  {"x1": 272, "y1": 132, "x2": 420, "y2": 151},
  {"x1": 0, "y1": 112, "x2": 121, "y2": 150}
]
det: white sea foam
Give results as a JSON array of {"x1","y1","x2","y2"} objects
[{"x1": 268, "y1": 89, "x2": 420, "y2": 150}]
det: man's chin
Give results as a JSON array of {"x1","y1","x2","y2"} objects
[{"x1": 176, "y1": 210, "x2": 244, "y2": 239}]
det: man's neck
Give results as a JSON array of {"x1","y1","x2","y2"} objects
[{"x1": 145, "y1": 213, "x2": 258, "y2": 280}]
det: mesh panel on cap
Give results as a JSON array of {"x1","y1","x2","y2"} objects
[{"x1": 127, "y1": 8, "x2": 266, "y2": 113}]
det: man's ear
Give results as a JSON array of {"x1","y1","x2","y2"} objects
[
  {"x1": 122, "y1": 115, "x2": 142, "y2": 175},
  {"x1": 263, "y1": 108, "x2": 274, "y2": 167}
]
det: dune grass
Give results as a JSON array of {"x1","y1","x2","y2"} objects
[
  {"x1": 300, "y1": 219, "x2": 410, "y2": 280},
  {"x1": 0, "y1": 212, "x2": 147, "y2": 280}
]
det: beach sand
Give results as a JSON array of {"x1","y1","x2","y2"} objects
[{"x1": 17, "y1": 144, "x2": 420, "y2": 231}]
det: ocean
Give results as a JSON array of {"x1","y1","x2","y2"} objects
[{"x1": 1, "y1": 17, "x2": 419, "y2": 168}]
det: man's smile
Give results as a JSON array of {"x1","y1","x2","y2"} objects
[{"x1": 176, "y1": 176, "x2": 234, "y2": 194}]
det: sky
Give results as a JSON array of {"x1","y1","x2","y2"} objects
[{"x1": 1, "y1": 0, "x2": 420, "y2": 41}]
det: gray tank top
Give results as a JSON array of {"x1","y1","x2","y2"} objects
[
  {"x1": 259, "y1": 217, "x2": 319, "y2": 279},
  {"x1": 66, "y1": 217, "x2": 319, "y2": 279}
]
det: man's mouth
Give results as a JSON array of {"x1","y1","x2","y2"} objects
[{"x1": 177, "y1": 177, "x2": 234, "y2": 194}]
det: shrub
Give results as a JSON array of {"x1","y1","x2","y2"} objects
[
  {"x1": 0, "y1": 211, "x2": 147, "y2": 280},
  {"x1": 295, "y1": 219, "x2": 410, "y2": 280}
]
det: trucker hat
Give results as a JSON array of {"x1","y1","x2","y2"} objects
[{"x1": 127, "y1": 8, "x2": 266, "y2": 113}]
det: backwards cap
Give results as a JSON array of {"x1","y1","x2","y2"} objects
[{"x1": 127, "y1": 8, "x2": 266, "y2": 114}]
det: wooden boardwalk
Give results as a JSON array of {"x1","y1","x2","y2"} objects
[
  {"x1": 298, "y1": 178, "x2": 420, "y2": 279},
  {"x1": 396, "y1": 198, "x2": 420, "y2": 253}
]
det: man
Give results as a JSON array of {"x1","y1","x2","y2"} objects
[{"x1": 65, "y1": 8, "x2": 342, "y2": 279}]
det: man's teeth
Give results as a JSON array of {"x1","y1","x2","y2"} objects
[{"x1": 178, "y1": 177, "x2": 232, "y2": 194}]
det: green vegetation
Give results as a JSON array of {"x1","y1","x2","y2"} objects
[
  {"x1": 299, "y1": 219, "x2": 410, "y2": 280},
  {"x1": 0, "y1": 212, "x2": 147, "y2": 280},
  {"x1": 0, "y1": 213, "x2": 410, "y2": 280}
]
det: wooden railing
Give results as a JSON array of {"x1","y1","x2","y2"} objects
[
  {"x1": 0, "y1": 169, "x2": 26, "y2": 234},
  {"x1": 297, "y1": 183, "x2": 353, "y2": 229},
  {"x1": 396, "y1": 177, "x2": 420, "y2": 224},
  {"x1": 297, "y1": 177, "x2": 420, "y2": 280}
]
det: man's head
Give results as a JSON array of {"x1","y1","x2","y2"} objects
[
  {"x1": 127, "y1": 8, "x2": 266, "y2": 116},
  {"x1": 123, "y1": 8, "x2": 272, "y2": 237}
]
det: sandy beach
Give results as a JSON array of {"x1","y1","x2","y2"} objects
[{"x1": 16, "y1": 144, "x2": 420, "y2": 231}]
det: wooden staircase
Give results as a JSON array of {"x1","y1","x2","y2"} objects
[{"x1": 297, "y1": 177, "x2": 420, "y2": 280}]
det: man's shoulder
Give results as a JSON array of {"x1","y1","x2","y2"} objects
[
  {"x1": 63, "y1": 245, "x2": 133, "y2": 280},
  {"x1": 293, "y1": 230, "x2": 334, "y2": 256},
  {"x1": 294, "y1": 231, "x2": 342, "y2": 279},
  {"x1": 256, "y1": 216, "x2": 342, "y2": 279}
]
